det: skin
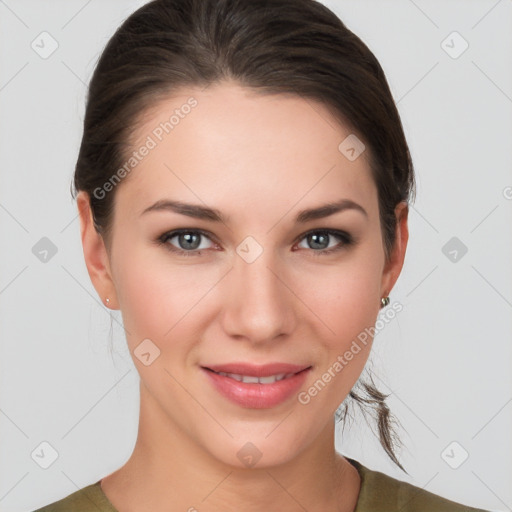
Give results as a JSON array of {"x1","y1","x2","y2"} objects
[{"x1": 77, "y1": 80, "x2": 408, "y2": 512}]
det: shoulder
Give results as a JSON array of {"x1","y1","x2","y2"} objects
[
  {"x1": 31, "y1": 481, "x2": 117, "y2": 512},
  {"x1": 347, "y1": 457, "x2": 491, "y2": 512}
]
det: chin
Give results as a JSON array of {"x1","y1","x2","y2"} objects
[{"x1": 202, "y1": 426, "x2": 314, "y2": 471}]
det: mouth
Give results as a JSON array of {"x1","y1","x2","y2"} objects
[
  {"x1": 204, "y1": 370, "x2": 299, "y2": 384},
  {"x1": 202, "y1": 362, "x2": 311, "y2": 380},
  {"x1": 201, "y1": 362, "x2": 312, "y2": 409}
]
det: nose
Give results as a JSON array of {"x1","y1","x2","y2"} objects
[{"x1": 220, "y1": 247, "x2": 297, "y2": 345}]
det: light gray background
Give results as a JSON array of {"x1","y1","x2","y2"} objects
[{"x1": 0, "y1": 1, "x2": 510, "y2": 511}]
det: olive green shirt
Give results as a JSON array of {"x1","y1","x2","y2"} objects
[{"x1": 32, "y1": 457, "x2": 490, "y2": 511}]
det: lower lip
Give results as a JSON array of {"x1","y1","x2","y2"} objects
[{"x1": 202, "y1": 367, "x2": 311, "y2": 409}]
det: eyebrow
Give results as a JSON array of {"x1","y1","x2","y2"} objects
[{"x1": 140, "y1": 198, "x2": 368, "y2": 223}]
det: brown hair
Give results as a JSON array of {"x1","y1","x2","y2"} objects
[{"x1": 72, "y1": 0, "x2": 415, "y2": 473}]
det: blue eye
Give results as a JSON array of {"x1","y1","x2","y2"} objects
[
  {"x1": 157, "y1": 228, "x2": 354, "y2": 257},
  {"x1": 158, "y1": 229, "x2": 215, "y2": 256},
  {"x1": 296, "y1": 229, "x2": 354, "y2": 256}
]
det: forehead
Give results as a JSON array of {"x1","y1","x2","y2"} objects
[{"x1": 116, "y1": 81, "x2": 378, "y2": 223}]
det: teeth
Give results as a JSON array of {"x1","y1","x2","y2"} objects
[{"x1": 216, "y1": 371, "x2": 295, "y2": 384}]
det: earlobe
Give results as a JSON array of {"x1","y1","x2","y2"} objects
[
  {"x1": 380, "y1": 201, "x2": 409, "y2": 300},
  {"x1": 76, "y1": 191, "x2": 119, "y2": 309}
]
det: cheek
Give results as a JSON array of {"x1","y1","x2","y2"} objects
[
  {"x1": 292, "y1": 251, "x2": 382, "y2": 402},
  {"x1": 112, "y1": 243, "x2": 181, "y2": 341},
  {"x1": 297, "y1": 268, "x2": 378, "y2": 413},
  {"x1": 294, "y1": 255, "x2": 382, "y2": 339},
  {"x1": 112, "y1": 241, "x2": 219, "y2": 354}
]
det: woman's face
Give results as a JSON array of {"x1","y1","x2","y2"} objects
[{"x1": 79, "y1": 80, "x2": 407, "y2": 468}]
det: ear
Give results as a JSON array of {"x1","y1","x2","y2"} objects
[
  {"x1": 380, "y1": 201, "x2": 409, "y2": 299},
  {"x1": 76, "y1": 191, "x2": 119, "y2": 309}
]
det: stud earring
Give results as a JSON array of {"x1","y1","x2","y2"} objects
[
  {"x1": 105, "y1": 297, "x2": 110, "y2": 305},
  {"x1": 380, "y1": 296, "x2": 390, "y2": 308}
]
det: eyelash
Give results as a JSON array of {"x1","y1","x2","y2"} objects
[{"x1": 156, "y1": 228, "x2": 355, "y2": 258}]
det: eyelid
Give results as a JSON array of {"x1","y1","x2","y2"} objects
[
  {"x1": 160, "y1": 228, "x2": 218, "y2": 249},
  {"x1": 293, "y1": 228, "x2": 354, "y2": 252}
]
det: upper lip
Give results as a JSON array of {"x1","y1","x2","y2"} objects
[{"x1": 203, "y1": 362, "x2": 311, "y2": 377}]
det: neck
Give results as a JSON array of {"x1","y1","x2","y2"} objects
[{"x1": 101, "y1": 381, "x2": 361, "y2": 512}]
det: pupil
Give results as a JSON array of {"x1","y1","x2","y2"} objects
[
  {"x1": 181, "y1": 232, "x2": 200, "y2": 250},
  {"x1": 310, "y1": 233, "x2": 328, "y2": 249}
]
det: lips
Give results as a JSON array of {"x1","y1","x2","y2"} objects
[{"x1": 201, "y1": 362, "x2": 312, "y2": 409}]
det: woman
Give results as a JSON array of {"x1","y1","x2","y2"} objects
[{"x1": 33, "y1": 0, "x2": 490, "y2": 510}]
